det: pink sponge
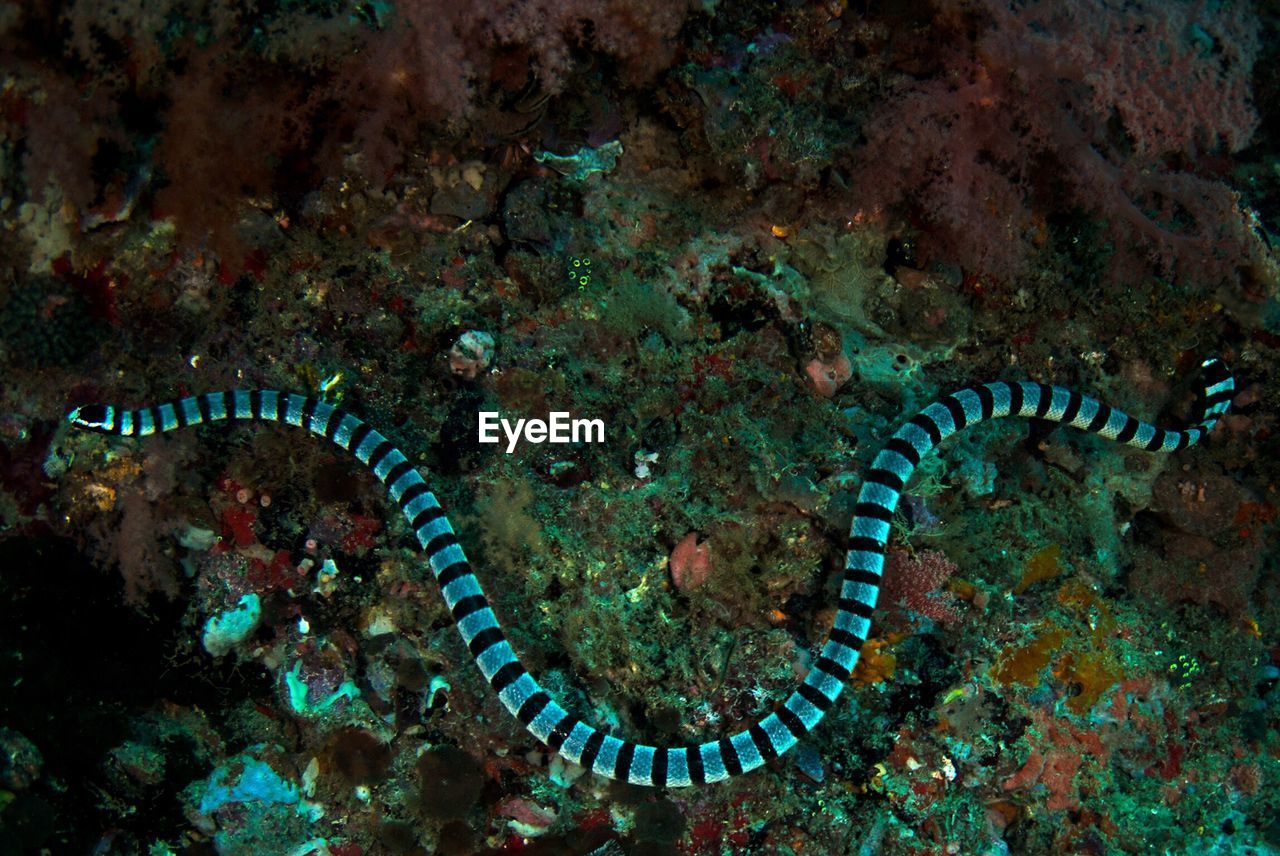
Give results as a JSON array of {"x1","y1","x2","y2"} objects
[{"x1": 670, "y1": 532, "x2": 712, "y2": 591}]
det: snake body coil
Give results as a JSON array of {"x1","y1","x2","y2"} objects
[{"x1": 67, "y1": 358, "x2": 1235, "y2": 787}]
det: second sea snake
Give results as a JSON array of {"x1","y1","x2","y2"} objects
[{"x1": 67, "y1": 358, "x2": 1235, "y2": 787}]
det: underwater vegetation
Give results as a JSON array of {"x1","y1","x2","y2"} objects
[{"x1": 0, "y1": 0, "x2": 1279, "y2": 854}]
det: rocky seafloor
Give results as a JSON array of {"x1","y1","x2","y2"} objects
[{"x1": 1, "y1": 1, "x2": 1278, "y2": 854}]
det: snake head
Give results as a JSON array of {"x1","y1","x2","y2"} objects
[{"x1": 68, "y1": 404, "x2": 114, "y2": 432}]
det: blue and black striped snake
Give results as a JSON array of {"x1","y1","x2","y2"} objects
[{"x1": 67, "y1": 358, "x2": 1234, "y2": 787}]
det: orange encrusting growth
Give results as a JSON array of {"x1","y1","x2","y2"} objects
[
  {"x1": 851, "y1": 636, "x2": 900, "y2": 687},
  {"x1": 990, "y1": 623, "x2": 1067, "y2": 687},
  {"x1": 1015, "y1": 544, "x2": 1062, "y2": 594},
  {"x1": 992, "y1": 578, "x2": 1126, "y2": 714}
]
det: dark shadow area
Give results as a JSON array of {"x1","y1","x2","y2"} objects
[{"x1": 0, "y1": 534, "x2": 271, "y2": 854}]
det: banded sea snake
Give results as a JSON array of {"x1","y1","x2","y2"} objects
[{"x1": 67, "y1": 358, "x2": 1235, "y2": 787}]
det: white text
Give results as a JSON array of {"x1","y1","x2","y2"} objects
[{"x1": 478, "y1": 411, "x2": 605, "y2": 453}]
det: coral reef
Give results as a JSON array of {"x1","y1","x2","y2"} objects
[{"x1": 0, "y1": 0, "x2": 1278, "y2": 853}]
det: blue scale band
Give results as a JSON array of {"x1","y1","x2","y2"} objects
[
  {"x1": 1100, "y1": 410, "x2": 1126, "y2": 438},
  {"x1": 374, "y1": 448, "x2": 406, "y2": 481},
  {"x1": 806, "y1": 667, "x2": 844, "y2": 702},
  {"x1": 700, "y1": 743, "x2": 728, "y2": 783},
  {"x1": 786, "y1": 692, "x2": 822, "y2": 729},
  {"x1": 859, "y1": 481, "x2": 898, "y2": 508},
  {"x1": 561, "y1": 722, "x2": 595, "y2": 765},
  {"x1": 853, "y1": 517, "x2": 891, "y2": 542},
  {"x1": 389, "y1": 471, "x2": 421, "y2": 502},
  {"x1": 1074, "y1": 396, "x2": 1101, "y2": 428},
  {"x1": 730, "y1": 730, "x2": 763, "y2": 772},
  {"x1": 952, "y1": 389, "x2": 983, "y2": 422},
  {"x1": 895, "y1": 423, "x2": 934, "y2": 456},
  {"x1": 431, "y1": 543, "x2": 468, "y2": 574},
  {"x1": 666, "y1": 749, "x2": 691, "y2": 787},
  {"x1": 1016, "y1": 382, "x2": 1041, "y2": 416},
  {"x1": 629, "y1": 746, "x2": 655, "y2": 784},
  {"x1": 332, "y1": 415, "x2": 360, "y2": 448},
  {"x1": 498, "y1": 673, "x2": 537, "y2": 710},
  {"x1": 457, "y1": 609, "x2": 497, "y2": 643},
  {"x1": 529, "y1": 701, "x2": 567, "y2": 742},
  {"x1": 414, "y1": 515, "x2": 452, "y2": 546},
  {"x1": 845, "y1": 551, "x2": 883, "y2": 572},
  {"x1": 440, "y1": 573, "x2": 480, "y2": 609},
  {"x1": 64, "y1": 359, "x2": 1235, "y2": 787},
  {"x1": 354, "y1": 431, "x2": 384, "y2": 463},
  {"x1": 821, "y1": 641, "x2": 858, "y2": 672},
  {"x1": 593, "y1": 736, "x2": 622, "y2": 776},
  {"x1": 921, "y1": 403, "x2": 955, "y2": 437},
  {"x1": 403, "y1": 492, "x2": 439, "y2": 521},
  {"x1": 878, "y1": 450, "x2": 914, "y2": 480},
  {"x1": 309, "y1": 402, "x2": 335, "y2": 435},
  {"x1": 984, "y1": 383, "x2": 1012, "y2": 416},
  {"x1": 838, "y1": 583, "x2": 876, "y2": 607},
  {"x1": 834, "y1": 609, "x2": 871, "y2": 636},
  {"x1": 475, "y1": 641, "x2": 516, "y2": 679},
  {"x1": 261, "y1": 390, "x2": 281, "y2": 420}
]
